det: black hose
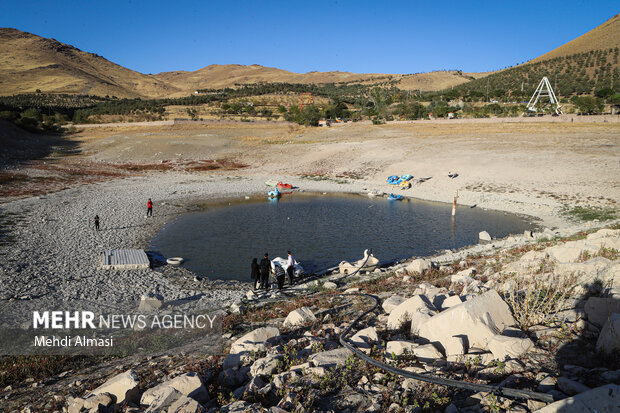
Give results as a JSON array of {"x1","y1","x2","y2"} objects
[
  {"x1": 247, "y1": 251, "x2": 554, "y2": 403},
  {"x1": 337, "y1": 292, "x2": 554, "y2": 403}
]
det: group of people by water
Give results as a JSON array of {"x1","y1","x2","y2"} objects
[
  {"x1": 251, "y1": 251, "x2": 297, "y2": 290},
  {"x1": 93, "y1": 198, "x2": 153, "y2": 231}
]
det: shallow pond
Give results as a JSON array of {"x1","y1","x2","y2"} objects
[{"x1": 150, "y1": 194, "x2": 536, "y2": 281}]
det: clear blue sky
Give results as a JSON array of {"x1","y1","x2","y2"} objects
[{"x1": 2, "y1": 1, "x2": 618, "y2": 75}]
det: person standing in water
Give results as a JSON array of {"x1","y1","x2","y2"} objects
[
  {"x1": 259, "y1": 253, "x2": 271, "y2": 290},
  {"x1": 250, "y1": 258, "x2": 260, "y2": 290},
  {"x1": 147, "y1": 199, "x2": 153, "y2": 217},
  {"x1": 286, "y1": 251, "x2": 297, "y2": 286},
  {"x1": 94, "y1": 215, "x2": 100, "y2": 231}
]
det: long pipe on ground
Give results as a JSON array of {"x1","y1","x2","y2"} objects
[{"x1": 249, "y1": 251, "x2": 555, "y2": 403}]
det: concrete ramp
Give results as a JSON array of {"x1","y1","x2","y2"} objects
[{"x1": 101, "y1": 249, "x2": 150, "y2": 270}]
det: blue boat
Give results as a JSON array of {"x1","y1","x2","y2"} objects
[
  {"x1": 387, "y1": 175, "x2": 402, "y2": 185},
  {"x1": 268, "y1": 188, "x2": 281, "y2": 198},
  {"x1": 387, "y1": 193, "x2": 403, "y2": 201}
]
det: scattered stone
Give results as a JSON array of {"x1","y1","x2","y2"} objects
[
  {"x1": 350, "y1": 326, "x2": 379, "y2": 353},
  {"x1": 386, "y1": 340, "x2": 419, "y2": 357},
  {"x1": 440, "y1": 295, "x2": 463, "y2": 310},
  {"x1": 218, "y1": 367, "x2": 250, "y2": 388},
  {"x1": 250, "y1": 354, "x2": 283, "y2": 377},
  {"x1": 87, "y1": 369, "x2": 140, "y2": 405},
  {"x1": 412, "y1": 344, "x2": 443, "y2": 363},
  {"x1": 229, "y1": 327, "x2": 280, "y2": 354},
  {"x1": 556, "y1": 377, "x2": 590, "y2": 396},
  {"x1": 451, "y1": 268, "x2": 475, "y2": 284},
  {"x1": 141, "y1": 372, "x2": 209, "y2": 405},
  {"x1": 479, "y1": 231, "x2": 492, "y2": 241},
  {"x1": 444, "y1": 335, "x2": 466, "y2": 357},
  {"x1": 82, "y1": 393, "x2": 114, "y2": 410},
  {"x1": 138, "y1": 293, "x2": 164, "y2": 311},
  {"x1": 417, "y1": 290, "x2": 515, "y2": 353},
  {"x1": 406, "y1": 259, "x2": 431, "y2": 274},
  {"x1": 144, "y1": 387, "x2": 204, "y2": 413},
  {"x1": 323, "y1": 281, "x2": 338, "y2": 289},
  {"x1": 387, "y1": 294, "x2": 437, "y2": 331},
  {"x1": 536, "y1": 384, "x2": 619, "y2": 412},
  {"x1": 487, "y1": 335, "x2": 534, "y2": 360},
  {"x1": 309, "y1": 347, "x2": 353, "y2": 368},
  {"x1": 283, "y1": 307, "x2": 317, "y2": 327},
  {"x1": 382, "y1": 295, "x2": 406, "y2": 314},
  {"x1": 596, "y1": 313, "x2": 620, "y2": 354}
]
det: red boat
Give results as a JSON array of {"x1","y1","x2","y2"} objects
[{"x1": 276, "y1": 182, "x2": 293, "y2": 189}]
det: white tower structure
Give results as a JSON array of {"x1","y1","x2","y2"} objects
[{"x1": 527, "y1": 76, "x2": 562, "y2": 114}]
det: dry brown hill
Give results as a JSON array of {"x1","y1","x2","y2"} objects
[
  {"x1": 155, "y1": 64, "x2": 482, "y2": 93},
  {"x1": 2, "y1": 14, "x2": 618, "y2": 100},
  {"x1": 0, "y1": 28, "x2": 481, "y2": 98},
  {"x1": 0, "y1": 28, "x2": 180, "y2": 98},
  {"x1": 532, "y1": 14, "x2": 620, "y2": 63}
]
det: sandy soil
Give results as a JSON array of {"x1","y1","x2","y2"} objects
[{"x1": 71, "y1": 117, "x2": 620, "y2": 228}]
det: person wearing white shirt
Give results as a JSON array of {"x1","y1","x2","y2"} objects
[{"x1": 286, "y1": 251, "x2": 296, "y2": 286}]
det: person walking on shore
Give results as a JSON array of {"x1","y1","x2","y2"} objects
[
  {"x1": 147, "y1": 199, "x2": 153, "y2": 217},
  {"x1": 259, "y1": 253, "x2": 271, "y2": 290},
  {"x1": 250, "y1": 258, "x2": 260, "y2": 290},
  {"x1": 286, "y1": 251, "x2": 297, "y2": 286},
  {"x1": 94, "y1": 215, "x2": 100, "y2": 231}
]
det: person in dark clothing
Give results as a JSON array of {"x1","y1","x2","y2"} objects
[
  {"x1": 147, "y1": 199, "x2": 153, "y2": 217},
  {"x1": 250, "y1": 258, "x2": 260, "y2": 290},
  {"x1": 274, "y1": 263, "x2": 286, "y2": 290},
  {"x1": 259, "y1": 253, "x2": 271, "y2": 290},
  {"x1": 94, "y1": 215, "x2": 100, "y2": 231}
]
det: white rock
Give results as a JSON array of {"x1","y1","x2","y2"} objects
[
  {"x1": 386, "y1": 340, "x2": 419, "y2": 357},
  {"x1": 596, "y1": 313, "x2": 620, "y2": 354},
  {"x1": 412, "y1": 344, "x2": 443, "y2": 362},
  {"x1": 547, "y1": 240, "x2": 599, "y2": 263},
  {"x1": 309, "y1": 347, "x2": 353, "y2": 368},
  {"x1": 350, "y1": 327, "x2": 379, "y2": 353},
  {"x1": 444, "y1": 336, "x2": 466, "y2": 357},
  {"x1": 417, "y1": 290, "x2": 516, "y2": 354},
  {"x1": 141, "y1": 372, "x2": 208, "y2": 405},
  {"x1": 246, "y1": 290, "x2": 257, "y2": 300},
  {"x1": 82, "y1": 393, "x2": 113, "y2": 410},
  {"x1": 535, "y1": 384, "x2": 619, "y2": 412},
  {"x1": 88, "y1": 369, "x2": 139, "y2": 405},
  {"x1": 406, "y1": 259, "x2": 431, "y2": 274},
  {"x1": 139, "y1": 293, "x2": 164, "y2": 311},
  {"x1": 479, "y1": 231, "x2": 492, "y2": 241},
  {"x1": 440, "y1": 295, "x2": 463, "y2": 310},
  {"x1": 250, "y1": 354, "x2": 283, "y2": 377},
  {"x1": 387, "y1": 295, "x2": 437, "y2": 331},
  {"x1": 144, "y1": 387, "x2": 203, "y2": 413},
  {"x1": 229, "y1": 327, "x2": 280, "y2": 354},
  {"x1": 283, "y1": 307, "x2": 317, "y2": 327},
  {"x1": 323, "y1": 281, "x2": 337, "y2": 289},
  {"x1": 382, "y1": 295, "x2": 405, "y2": 314},
  {"x1": 486, "y1": 335, "x2": 534, "y2": 360},
  {"x1": 451, "y1": 268, "x2": 475, "y2": 284}
]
